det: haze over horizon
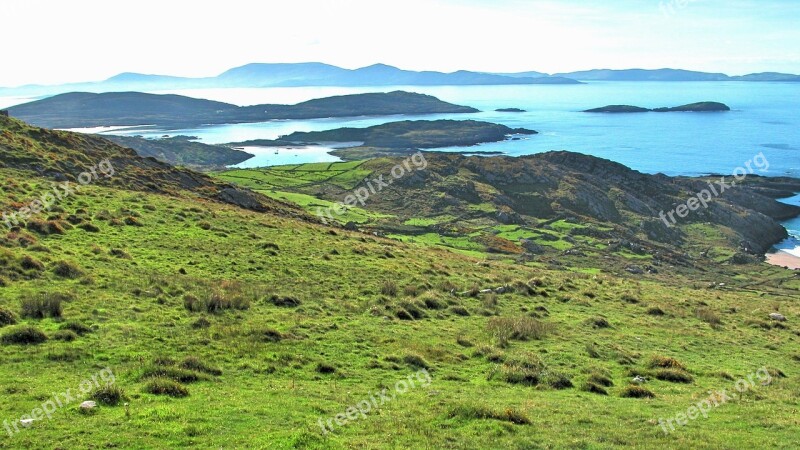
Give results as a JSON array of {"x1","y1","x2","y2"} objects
[{"x1": 2, "y1": 0, "x2": 799, "y2": 87}]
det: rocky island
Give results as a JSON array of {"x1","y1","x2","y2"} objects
[
  {"x1": 585, "y1": 101, "x2": 731, "y2": 113},
  {"x1": 225, "y1": 119, "x2": 537, "y2": 160}
]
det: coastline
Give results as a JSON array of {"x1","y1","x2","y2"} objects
[{"x1": 765, "y1": 250, "x2": 800, "y2": 270}]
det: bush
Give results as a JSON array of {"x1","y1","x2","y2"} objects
[
  {"x1": 1, "y1": 326, "x2": 48, "y2": 345},
  {"x1": 501, "y1": 354, "x2": 546, "y2": 386},
  {"x1": 90, "y1": 385, "x2": 126, "y2": 406},
  {"x1": 648, "y1": 355, "x2": 686, "y2": 370},
  {"x1": 588, "y1": 372, "x2": 614, "y2": 387},
  {"x1": 449, "y1": 306, "x2": 470, "y2": 317},
  {"x1": 139, "y1": 365, "x2": 208, "y2": 383},
  {"x1": 20, "y1": 294, "x2": 63, "y2": 319},
  {"x1": 179, "y1": 356, "x2": 222, "y2": 376},
  {"x1": 184, "y1": 291, "x2": 250, "y2": 314},
  {"x1": 143, "y1": 377, "x2": 189, "y2": 397},
  {"x1": 267, "y1": 295, "x2": 301, "y2": 308},
  {"x1": 315, "y1": 362, "x2": 337, "y2": 374},
  {"x1": 696, "y1": 308, "x2": 722, "y2": 327},
  {"x1": 52, "y1": 330, "x2": 79, "y2": 342},
  {"x1": 403, "y1": 353, "x2": 431, "y2": 370},
  {"x1": 654, "y1": 369, "x2": 693, "y2": 383},
  {"x1": 545, "y1": 372, "x2": 574, "y2": 389},
  {"x1": 582, "y1": 382, "x2": 609, "y2": 395},
  {"x1": 487, "y1": 317, "x2": 555, "y2": 346},
  {"x1": 190, "y1": 317, "x2": 211, "y2": 329},
  {"x1": 59, "y1": 321, "x2": 92, "y2": 335},
  {"x1": 52, "y1": 260, "x2": 85, "y2": 279},
  {"x1": 447, "y1": 404, "x2": 530, "y2": 425},
  {"x1": 380, "y1": 280, "x2": 398, "y2": 297},
  {"x1": 0, "y1": 306, "x2": 17, "y2": 327},
  {"x1": 620, "y1": 385, "x2": 655, "y2": 399},
  {"x1": 586, "y1": 317, "x2": 611, "y2": 329}
]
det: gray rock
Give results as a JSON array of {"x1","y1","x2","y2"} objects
[{"x1": 769, "y1": 313, "x2": 787, "y2": 322}]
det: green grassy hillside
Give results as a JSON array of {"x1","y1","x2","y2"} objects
[{"x1": 0, "y1": 117, "x2": 798, "y2": 449}]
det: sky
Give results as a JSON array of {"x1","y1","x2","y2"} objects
[{"x1": 1, "y1": 0, "x2": 799, "y2": 87}]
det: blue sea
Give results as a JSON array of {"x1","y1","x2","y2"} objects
[{"x1": 1, "y1": 82, "x2": 798, "y2": 254}]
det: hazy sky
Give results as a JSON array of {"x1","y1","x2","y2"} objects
[{"x1": 1, "y1": 0, "x2": 798, "y2": 86}]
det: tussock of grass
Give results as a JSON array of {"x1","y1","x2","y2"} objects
[
  {"x1": 448, "y1": 404, "x2": 530, "y2": 425},
  {"x1": 20, "y1": 294, "x2": 63, "y2": 319},
  {"x1": 59, "y1": 320, "x2": 92, "y2": 335},
  {"x1": 620, "y1": 385, "x2": 655, "y2": 399},
  {"x1": 90, "y1": 385, "x2": 127, "y2": 406},
  {"x1": 0, "y1": 306, "x2": 17, "y2": 327},
  {"x1": 1, "y1": 326, "x2": 48, "y2": 345},
  {"x1": 654, "y1": 369, "x2": 693, "y2": 383},
  {"x1": 52, "y1": 330, "x2": 79, "y2": 342},
  {"x1": 179, "y1": 356, "x2": 223, "y2": 376},
  {"x1": 648, "y1": 355, "x2": 686, "y2": 370},
  {"x1": 143, "y1": 377, "x2": 189, "y2": 397}
]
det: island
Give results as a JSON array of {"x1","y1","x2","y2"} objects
[
  {"x1": 224, "y1": 119, "x2": 537, "y2": 160},
  {"x1": 585, "y1": 102, "x2": 730, "y2": 113},
  {"x1": 496, "y1": 108, "x2": 527, "y2": 113},
  {"x1": 7, "y1": 91, "x2": 480, "y2": 129},
  {"x1": 101, "y1": 135, "x2": 253, "y2": 170}
]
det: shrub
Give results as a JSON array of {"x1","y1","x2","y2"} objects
[
  {"x1": 144, "y1": 377, "x2": 189, "y2": 397},
  {"x1": 545, "y1": 372, "x2": 574, "y2": 389},
  {"x1": 52, "y1": 330, "x2": 79, "y2": 342},
  {"x1": 696, "y1": 308, "x2": 722, "y2": 327},
  {"x1": 315, "y1": 362, "x2": 337, "y2": 374},
  {"x1": 59, "y1": 321, "x2": 91, "y2": 335},
  {"x1": 90, "y1": 385, "x2": 126, "y2": 406},
  {"x1": 582, "y1": 382, "x2": 609, "y2": 395},
  {"x1": 267, "y1": 295, "x2": 301, "y2": 308},
  {"x1": 179, "y1": 356, "x2": 222, "y2": 376},
  {"x1": 1, "y1": 326, "x2": 48, "y2": 345},
  {"x1": 191, "y1": 317, "x2": 211, "y2": 329},
  {"x1": 501, "y1": 354, "x2": 546, "y2": 386},
  {"x1": 0, "y1": 306, "x2": 17, "y2": 327},
  {"x1": 52, "y1": 260, "x2": 85, "y2": 279},
  {"x1": 20, "y1": 294, "x2": 63, "y2": 319},
  {"x1": 253, "y1": 328, "x2": 283, "y2": 342},
  {"x1": 449, "y1": 306, "x2": 470, "y2": 317},
  {"x1": 20, "y1": 255, "x2": 45, "y2": 271},
  {"x1": 487, "y1": 317, "x2": 555, "y2": 345},
  {"x1": 139, "y1": 366, "x2": 208, "y2": 383},
  {"x1": 586, "y1": 317, "x2": 611, "y2": 329},
  {"x1": 447, "y1": 404, "x2": 530, "y2": 425},
  {"x1": 654, "y1": 369, "x2": 693, "y2": 383},
  {"x1": 588, "y1": 372, "x2": 614, "y2": 387},
  {"x1": 380, "y1": 280, "x2": 398, "y2": 297},
  {"x1": 403, "y1": 353, "x2": 431, "y2": 370},
  {"x1": 648, "y1": 355, "x2": 686, "y2": 370},
  {"x1": 620, "y1": 385, "x2": 655, "y2": 399}
]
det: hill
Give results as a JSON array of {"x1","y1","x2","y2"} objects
[
  {"x1": 225, "y1": 120, "x2": 537, "y2": 159},
  {"x1": 100, "y1": 135, "x2": 253, "y2": 170},
  {"x1": 7, "y1": 91, "x2": 479, "y2": 129},
  {"x1": 585, "y1": 102, "x2": 731, "y2": 113},
  {"x1": 0, "y1": 117, "x2": 798, "y2": 448}
]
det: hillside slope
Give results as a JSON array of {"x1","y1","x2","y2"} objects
[{"x1": 0, "y1": 118, "x2": 797, "y2": 449}]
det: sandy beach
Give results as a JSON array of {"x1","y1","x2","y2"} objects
[{"x1": 766, "y1": 250, "x2": 800, "y2": 270}]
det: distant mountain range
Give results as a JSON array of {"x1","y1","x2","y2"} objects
[
  {"x1": 551, "y1": 68, "x2": 800, "y2": 82},
  {"x1": 1, "y1": 64, "x2": 797, "y2": 98},
  {"x1": 0, "y1": 63, "x2": 581, "y2": 97}
]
